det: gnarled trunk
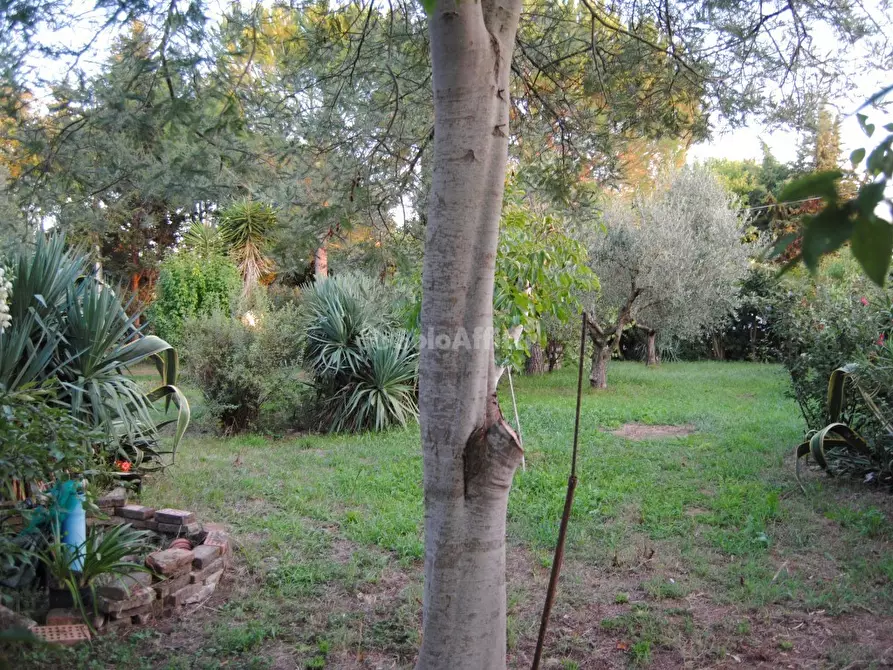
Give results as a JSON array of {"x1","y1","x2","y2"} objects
[
  {"x1": 526, "y1": 342, "x2": 546, "y2": 374},
  {"x1": 590, "y1": 343, "x2": 611, "y2": 389},
  {"x1": 418, "y1": 3, "x2": 523, "y2": 669},
  {"x1": 645, "y1": 330, "x2": 659, "y2": 366},
  {"x1": 545, "y1": 338, "x2": 564, "y2": 371}
]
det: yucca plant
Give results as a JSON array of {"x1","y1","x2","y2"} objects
[
  {"x1": 301, "y1": 274, "x2": 418, "y2": 433},
  {"x1": 329, "y1": 331, "x2": 419, "y2": 432},
  {"x1": 0, "y1": 234, "x2": 190, "y2": 472},
  {"x1": 218, "y1": 199, "x2": 277, "y2": 291}
]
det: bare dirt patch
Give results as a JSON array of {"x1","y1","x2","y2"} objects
[{"x1": 611, "y1": 423, "x2": 696, "y2": 440}]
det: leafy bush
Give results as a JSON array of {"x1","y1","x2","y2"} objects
[
  {"x1": 0, "y1": 235, "x2": 189, "y2": 473},
  {"x1": 302, "y1": 274, "x2": 418, "y2": 432},
  {"x1": 0, "y1": 386, "x2": 99, "y2": 500},
  {"x1": 148, "y1": 249, "x2": 240, "y2": 346},
  {"x1": 770, "y1": 256, "x2": 884, "y2": 430},
  {"x1": 182, "y1": 305, "x2": 304, "y2": 433}
]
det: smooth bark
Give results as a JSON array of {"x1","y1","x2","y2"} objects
[{"x1": 418, "y1": 2, "x2": 523, "y2": 669}]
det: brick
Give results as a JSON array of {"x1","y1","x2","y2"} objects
[
  {"x1": 203, "y1": 530, "x2": 231, "y2": 557},
  {"x1": 154, "y1": 509, "x2": 196, "y2": 525},
  {"x1": 116, "y1": 504, "x2": 154, "y2": 520},
  {"x1": 157, "y1": 521, "x2": 201, "y2": 536},
  {"x1": 182, "y1": 583, "x2": 215, "y2": 606},
  {"x1": 190, "y1": 558, "x2": 223, "y2": 584},
  {"x1": 152, "y1": 572, "x2": 191, "y2": 599},
  {"x1": 45, "y1": 609, "x2": 82, "y2": 626},
  {"x1": 146, "y1": 548, "x2": 194, "y2": 576},
  {"x1": 203, "y1": 570, "x2": 224, "y2": 588},
  {"x1": 164, "y1": 583, "x2": 201, "y2": 608},
  {"x1": 96, "y1": 487, "x2": 127, "y2": 509},
  {"x1": 96, "y1": 572, "x2": 153, "y2": 600},
  {"x1": 32, "y1": 624, "x2": 91, "y2": 646},
  {"x1": 97, "y1": 586, "x2": 155, "y2": 614},
  {"x1": 131, "y1": 612, "x2": 153, "y2": 625},
  {"x1": 191, "y1": 544, "x2": 220, "y2": 569}
]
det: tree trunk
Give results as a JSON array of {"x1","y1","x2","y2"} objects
[
  {"x1": 712, "y1": 332, "x2": 725, "y2": 361},
  {"x1": 645, "y1": 330, "x2": 659, "y2": 366},
  {"x1": 590, "y1": 344, "x2": 611, "y2": 389},
  {"x1": 314, "y1": 242, "x2": 328, "y2": 279},
  {"x1": 418, "y1": 3, "x2": 523, "y2": 669},
  {"x1": 526, "y1": 342, "x2": 546, "y2": 374},
  {"x1": 545, "y1": 338, "x2": 563, "y2": 371}
]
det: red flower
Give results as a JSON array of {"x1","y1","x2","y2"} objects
[
  {"x1": 861, "y1": 297, "x2": 869, "y2": 306},
  {"x1": 115, "y1": 460, "x2": 132, "y2": 473},
  {"x1": 877, "y1": 333, "x2": 886, "y2": 347}
]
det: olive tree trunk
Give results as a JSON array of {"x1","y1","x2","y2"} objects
[
  {"x1": 417, "y1": 3, "x2": 523, "y2": 669},
  {"x1": 590, "y1": 343, "x2": 611, "y2": 389},
  {"x1": 526, "y1": 342, "x2": 546, "y2": 374},
  {"x1": 645, "y1": 329, "x2": 659, "y2": 366}
]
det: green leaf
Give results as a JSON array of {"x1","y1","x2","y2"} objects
[
  {"x1": 419, "y1": 0, "x2": 436, "y2": 13},
  {"x1": 856, "y1": 181, "x2": 887, "y2": 217},
  {"x1": 800, "y1": 207, "x2": 854, "y2": 271},
  {"x1": 850, "y1": 215, "x2": 893, "y2": 286},
  {"x1": 850, "y1": 147, "x2": 866, "y2": 168},
  {"x1": 778, "y1": 170, "x2": 842, "y2": 206}
]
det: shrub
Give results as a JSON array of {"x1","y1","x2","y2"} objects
[
  {"x1": 148, "y1": 250, "x2": 240, "y2": 346},
  {"x1": 302, "y1": 274, "x2": 418, "y2": 432},
  {"x1": 0, "y1": 386, "x2": 98, "y2": 500},
  {"x1": 770, "y1": 256, "x2": 883, "y2": 430},
  {"x1": 182, "y1": 305, "x2": 304, "y2": 433},
  {"x1": 0, "y1": 235, "x2": 189, "y2": 474}
]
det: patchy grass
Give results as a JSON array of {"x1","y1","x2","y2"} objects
[{"x1": 5, "y1": 361, "x2": 893, "y2": 668}]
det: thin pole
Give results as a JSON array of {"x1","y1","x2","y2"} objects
[
  {"x1": 531, "y1": 312, "x2": 587, "y2": 670},
  {"x1": 507, "y1": 367, "x2": 526, "y2": 471}
]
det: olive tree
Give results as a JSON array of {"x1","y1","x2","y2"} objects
[{"x1": 585, "y1": 167, "x2": 751, "y2": 387}]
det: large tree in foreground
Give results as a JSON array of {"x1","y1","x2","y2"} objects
[
  {"x1": 417, "y1": 4, "x2": 524, "y2": 665},
  {"x1": 584, "y1": 168, "x2": 750, "y2": 387}
]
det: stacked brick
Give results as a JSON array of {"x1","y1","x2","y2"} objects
[{"x1": 81, "y1": 491, "x2": 232, "y2": 631}]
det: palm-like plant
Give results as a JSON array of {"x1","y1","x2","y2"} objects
[
  {"x1": 35, "y1": 520, "x2": 150, "y2": 623},
  {"x1": 182, "y1": 219, "x2": 224, "y2": 259},
  {"x1": 218, "y1": 199, "x2": 277, "y2": 291},
  {"x1": 302, "y1": 274, "x2": 418, "y2": 433},
  {"x1": 330, "y1": 331, "x2": 419, "y2": 432},
  {"x1": 0, "y1": 234, "x2": 189, "y2": 471}
]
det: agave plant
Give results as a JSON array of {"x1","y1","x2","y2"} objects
[
  {"x1": 796, "y1": 364, "x2": 893, "y2": 490},
  {"x1": 0, "y1": 234, "x2": 190, "y2": 471},
  {"x1": 301, "y1": 274, "x2": 418, "y2": 433}
]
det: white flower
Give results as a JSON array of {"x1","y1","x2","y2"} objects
[{"x1": 0, "y1": 267, "x2": 12, "y2": 334}]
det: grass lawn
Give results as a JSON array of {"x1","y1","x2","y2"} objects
[{"x1": 11, "y1": 362, "x2": 893, "y2": 669}]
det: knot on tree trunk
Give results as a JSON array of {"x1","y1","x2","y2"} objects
[{"x1": 464, "y1": 408, "x2": 523, "y2": 499}]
